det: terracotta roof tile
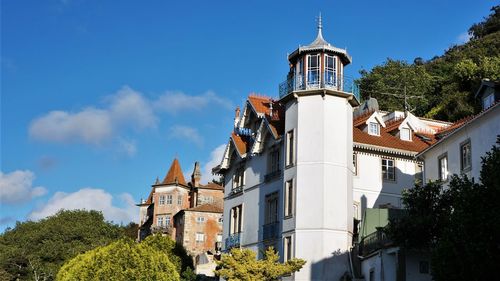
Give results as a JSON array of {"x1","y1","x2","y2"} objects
[
  {"x1": 200, "y1": 182, "x2": 224, "y2": 190},
  {"x1": 247, "y1": 94, "x2": 285, "y2": 137},
  {"x1": 161, "y1": 158, "x2": 187, "y2": 186},
  {"x1": 231, "y1": 132, "x2": 252, "y2": 155},
  {"x1": 353, "y1": 110, "x2": 375, "y2": 127},
  {"x1": 384, "y1": 118, "x2": 405, "y2": 132},
  {"x1": 353, "y1": 127, "x2": 430, "y2": 153},
  {"x1": 184, "y1": 203, "x2": 223, "y2": 213}
]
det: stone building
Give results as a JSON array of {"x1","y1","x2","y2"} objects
[{"x1": 137, "y1": 158, "x2": 224, "y2": 270}]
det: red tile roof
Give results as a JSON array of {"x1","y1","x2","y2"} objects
[
  {"x1": 248, "y1": 94, "x2": 285, "y2": 137},
  {"x1": 199, "y1": 182, "x2": 224, "y2": 190},
  {"x1": 384, "y1": 118, "x2": 405, "y2": 132},
  {"x1": 353, "y1": 127, "x2": 430, "y2": 153},
  {"x1": 161, "y1": 158, "x2": 187, "y2": 186},
  {"x1": 353, "y1": 111, "x2": 375, "y2": 127},
  {"x1": 231, "y1": 132, "x2": 251, "y2": 155},
  {"x1": 184, "y1": 204, "x2": 223, "y2": 213}
]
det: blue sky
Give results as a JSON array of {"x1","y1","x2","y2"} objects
[{"x1": 0, "y1": 0, "x2": 494, "y2": 231}]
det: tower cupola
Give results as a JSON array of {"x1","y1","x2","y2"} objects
[{"x1": 279, "y1": 15, "x2": 359, "y2": 104}]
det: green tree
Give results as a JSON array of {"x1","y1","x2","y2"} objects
[
  {"x1": 141, "y1": 234, "x2": 193, "y2": 277},
  {"x1": 0, "y1": 210, "x2": 126, "y2": 280},
  {"x1": 216, "y1": 247, "x2": 306, "y2": 281},
  {"x1": 56, "y1": 238, "x2": 180, "y2": 281},
  {"x1": 387, "y1": 137, "x2": 500, "y2": 281}
]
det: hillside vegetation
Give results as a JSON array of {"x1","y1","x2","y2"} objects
[{"x1": 358, "y1": 5, "x2": 500, "y2": 121}]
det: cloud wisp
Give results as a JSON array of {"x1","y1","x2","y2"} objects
[
  {"x1": 201, "y1": 144, "x2": 226, "y2": 184},
  {"x1": 155, "y1": 90, "x2": 234, "y2": 114},
  {"x1": 169, "y1": 125, "x2": 204, "y2": 147},
  {"x1": 29, "y1": 188, "x2": 137, "y2": 224},
  {"x1": 0, "y1": 170, "x2": 47, "y2": 205}
]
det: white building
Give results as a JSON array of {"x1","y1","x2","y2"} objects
[
  {"x1": 213, "y1": 18, "x2": 451, "y2": 280},
  {"x1": 418, "y1": 80, "x2": 500, "y2": 183}
]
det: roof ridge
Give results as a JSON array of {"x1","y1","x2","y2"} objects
[{"x1": 161, "y1": 158, "x2": 187, "y2": 186}]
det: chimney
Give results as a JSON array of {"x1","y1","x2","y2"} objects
[
  {"x1": 234, "y1": 106, "x2": 241, "y2": 128},
  {"x1": 191, "y1": 162, "x2": 202, "y2": 187}
]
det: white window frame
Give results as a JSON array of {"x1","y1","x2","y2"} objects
[
  {"x1": 177, "y1": 195, "x2": 182, "y2": 205},
  {"x1": 159, "y1": 195, "x2": 165, "y2": 205},
  {"x1": 438, "y1": 154, "x2": 448, "y2": 181},
  {"x1": 166, "y1": 194, "x2": 173, "y2": 205},
  {"x1": 382, "y1": 158, "x2": 395, "y2": 181},
  {"x1": 307, "y1": 54, "x2": 320, "y2": 86},
  {"x1": 230, "y1": 205, "x2": 243, "y2": 234},
  {"x1": 157, "y1": 216, "x2": 164, "y2": 226},
  {"x1": 369, "y1": 122, "x2": 380, "y2": 136},
  {"x1": 165, "y1": 215, "x2": 171, "y2": 226},
  {"x1": 401, "y1": 127, "x2": 412, "y2": 141},
  {"x1": 197, "y1": 216, "x2": 206, "y2": 223},
  {"x1": 233, "y1": 165, "x2": 245, "y2": 189},
  {"x1": 460, "y1": 140, "x2": 472, "y2": 172},
  {"x1": 285, "y1": 130, "x2": 295, "y2": 167},
  {"x1": 195, "y1": 232, "x2": 205, "y2": 242},
  {"x1": 283, "y1": 235, "x2": 293, "y2": 262},
  {"x1": 284, "y1": 179, "x2": 294, "y2": 218},
  {"x1": 325, "y1": 55, "x2": 337, "y2": 86}
]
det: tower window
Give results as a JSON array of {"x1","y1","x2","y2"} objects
[
  {"x1": 307, "y1": 54, "x2": 320, "y2": 86},
  {"x1": 368, "y1": 122, "x2": 380, "y2": 136},
  {"x1": 325, "y1": 55, "x2": 337, "y2": 86}
]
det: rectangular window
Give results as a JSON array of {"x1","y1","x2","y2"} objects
[
  {"x1": 415, "y1": 163, "x2": 423, "y2": 185},
  {"x1": 196, "y1": 233, "x2": 205, "y2": 242},
  {"x1": 419, "y1": 261, "x2": 430, "y2": 274},
  {"x1": 217, "y1": 233, "x2": 223, "y2": 242},
  {"x1": 382, "y1": 158, "x2": 395, "y2": 181},
  {"x1": 233, "y1": 165, "x2": 245, "y2": 189},
  {"x1": 438, "y1": 154, "x2": 448, "y2": 181},
  {"x1": 166, "y1": 194, "x2": 173, "y2": 204},
  {"x1": 325, "y1": 55, "x2": 337, "y2": 86},
  {"x1": 369, "y1": 122, "x2": 380, "y2": 136},
  {"x1": 284, "y1": 180, "x2": 294, "y2": 217},
  {"x1": 157, "y1": 216, "x2": 164, "y2": 226},
  {"x1": 177, "y1": 195, "x2": 182, "y2": 205},
  {"x1": 265, "y1": 192, "x2": 279, "y2": 224},
  {"x1": 165, "y1": 215, "x2": 171, "y2": 226},
  {"x1": 401, "y1": 128, "x2": 412, "y2": 141},
  {"x1": 353, "y1": 153, "x2": 358, "y2": 176},
  {"x1": 307, "y1": 54, "x2": 320, "y2": 86},
  {"x1": 460, "y1": 140, "x2": 472, "y2": 172},
  {"x1": 269, "y1": 148, "x2": 280, "y2": 173},
  {"x1": 159, "y1": 195, "x2": 165, "y2": 205},
  {"x1": 197, "y1": 216, "x2": 206, "y2": 223},
  {"x1": 230, "y1": 205, "x2": 243, "y2": 234},
  {"x1": 286, "y1": 130, "x2": 295, "y2": 167},
  {"x1": 284, "y1": 236, "x2": 292, "y2": 262},
  {"x1": 296, "y1": 57, "x2": 304, "y2": 88}
]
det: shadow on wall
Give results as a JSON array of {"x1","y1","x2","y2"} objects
[{"x1": 310, "y1": 249, "x2": 351, "y2": 281}]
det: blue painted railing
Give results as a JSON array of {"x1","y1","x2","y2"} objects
[
  {"x1": 225, "y1": 232, "x2": 241, "y2": 249},
  {"x1": 279, "y1": 73, "x2": 360, "y2": 101}
]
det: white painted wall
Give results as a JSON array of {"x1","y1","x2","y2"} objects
[
  {"x1": 422, "y1": 107, "x2": 499, "y2": 183},
  {"x1": 353, "y1": 153, "x2": 419, "y2": 212}
]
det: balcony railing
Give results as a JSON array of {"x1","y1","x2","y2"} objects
[
  {"x1": 150, "y1": 225, "x2": 171, "y2": 235},
  {"x1": 279, "y1": 73, "x2": 360, "y2": 101},
  {"x1": 264, "y1": 169, "x2": 281, "y2": 182},
  {"x1": 225, "y1": 232, "x2": 242, "y2": 250},
  {"x1": 230, "y1": 185, "x2": 244, "y2": 196},
  {"x1": 263, "y1": 222, "x2": 280, "y2": 240},
  {"x1": 359, "y1": 228, "x2": 393, "y2": 256}
]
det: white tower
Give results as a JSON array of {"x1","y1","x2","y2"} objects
[{"x1": 279, "y1": 15, "x2": 359, "y2": 280}]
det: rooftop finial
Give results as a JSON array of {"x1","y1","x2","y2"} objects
[
  {"x1": 317, "y1": 12, "x2": 322, "y2": 32},
  {"x1": 314, "y1": 12, "x2": 325, "y2": 42}
]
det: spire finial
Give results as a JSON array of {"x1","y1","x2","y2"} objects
[{"x1": 317, "y1": 12, "x2": 322, "y2": 32}]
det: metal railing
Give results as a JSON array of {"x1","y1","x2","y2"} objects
[
  {"x1": 230, "y1": 185, "x2": 244, "y2": 196},
  {"x1": 263, "y1": 222, "x2": 280, "y2": 240},
  {"x1": 359, "y1": 228, "x2": 393, "y2": 256},
  {"x1": 225, "y1": 232, "x2": 242, "y2": 249},
  {"x1": 279, "y1": 73, "x2": 360, "y2": 101}
]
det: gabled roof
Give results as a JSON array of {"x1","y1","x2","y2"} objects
[
  {"x1": 231, "y1": 132, "x2": 252, "y2": 157},
  {"x1": 161, "y1": 158, "x2": 187, "y2": 186},
  {"x1": 353, "y1": 127, "x2": 430, "y2": 154}
]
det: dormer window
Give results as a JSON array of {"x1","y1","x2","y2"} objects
[
  {"x1": 400, "y1": 128, "x2": 412, "y2": 141},
  {"x1": 368, "y1": 122, "x2": 380, "y2": 136}
]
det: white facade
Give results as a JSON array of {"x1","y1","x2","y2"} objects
[{"x1": 420, "y1": 104, "x2": 500, "y2": 183}]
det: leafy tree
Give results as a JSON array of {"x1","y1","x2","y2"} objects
[
  {"x1": 358, "y1": 5, "x2": 500, "y2": 121},
  {"x1": 0, "y1": 210, "x2": 126, "y2": 280},
  {"x1": 56, "y1": 238, "x2": 180, "y2": 281},
  {"x1": 141, "y1": 234, "x2": 194, "y2": 277},
  {"x1": 216, "y1": 247, "x2": 306, "y2": 281},
  {"x1": 387, "y1": 138, "x2": 500, "y2": 281}
]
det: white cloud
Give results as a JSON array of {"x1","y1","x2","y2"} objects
[
  {"x1": 457, "y1": 31, "x2": 471, "y2": 44},
  {"x1": 0, "y1": 170, "x2": 47, "y2": 205},
  {"x1": 29, "y1": 188, "x2": 137, "y2": 224},
  {"x1": 117, "y1": 138, "x2": 137, "y2": 157},
  {"x1": 155, "y1": 91, "x2": 234, "y2": 114},
  {"x1": 201, "y1": 144, "x2": 226, "y2": 184},
  {"x1": 29, "y1": 86, "x2": 156, "y2": 145},
  {"x1": 169, "y1": 125, "x2": 204, "y2": 147}
]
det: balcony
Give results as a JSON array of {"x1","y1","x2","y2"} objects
[
  {"x1": 359, "y1": 228, "x2": 393, "y2": 256},
  {"x1": 230, "y1": 185, "x2": 244, "y2": 196},
  {"x1": 150, "y1": 225, "x2": 172, "y2": 235},
  {"x1": 262, "y1": 222, "x2": 280, "y2": 241},
  {"x1": 264, "y1": 169, "x2": 281, "y2": 182},
  {"x1": 279, "y1": 73, "x2": 360, "y2": 101},
  {"x1": 225, "y1": 232, "x2": 242, "y2": 250}
]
